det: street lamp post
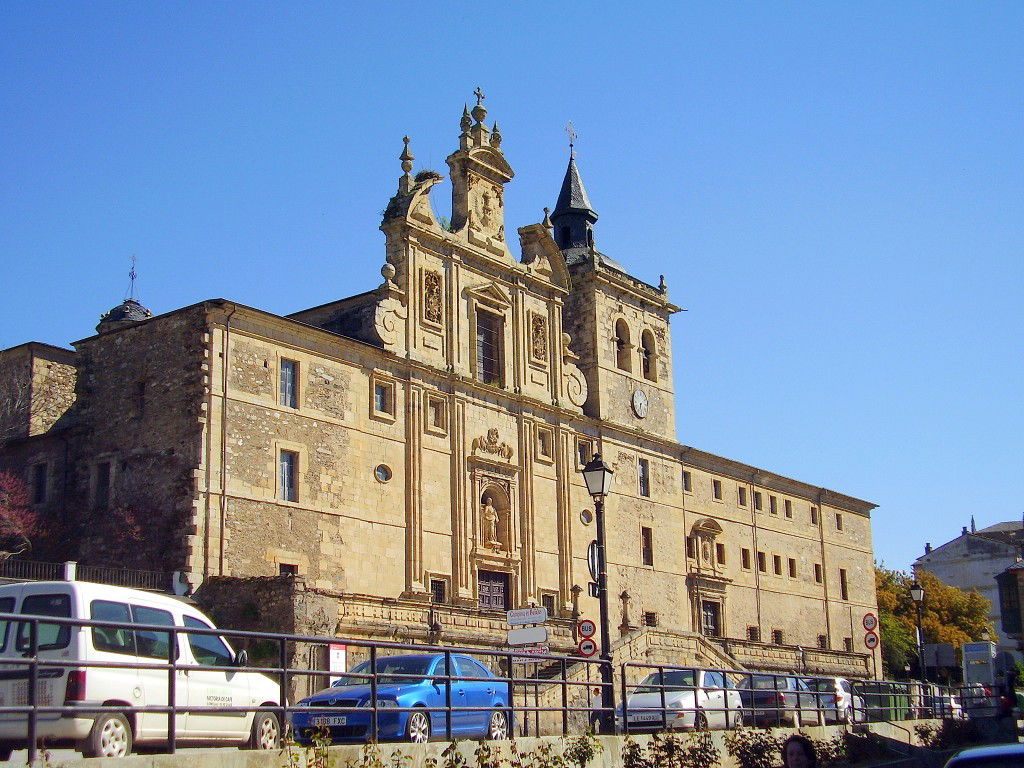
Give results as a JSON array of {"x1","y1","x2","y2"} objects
[
  {"x1": 581, "y1": 454, "x2": 615, "y2": 734},
  {"x1": 910, "y1": 581, "x2": 926, "y2": 686}
]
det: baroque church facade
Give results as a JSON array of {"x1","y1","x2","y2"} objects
[{"x1": 0, "y1": 96, "x2": 879, "y2": 681}]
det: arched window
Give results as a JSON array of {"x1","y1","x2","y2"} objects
[
  {"x1": 614, "y1": 319, "x2": 632, "y2": 372},
  {"x1": 640, "y1": 329, "x2": 657, "y2": 382}
]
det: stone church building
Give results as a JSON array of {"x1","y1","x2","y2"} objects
[{"x1": 0, "y1": 96, "x2": 879, "y2": 681}]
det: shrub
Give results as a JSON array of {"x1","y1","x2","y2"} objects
[{"x1": 724, "y1": 728, "x2": 783, "y2": 768}]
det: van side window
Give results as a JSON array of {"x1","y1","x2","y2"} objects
[
  {"x1": 131, "y1": 605, "x2": 175, "y2": 659},
  {"x1": 90, "y1": 600, "x2": 135, "y2": 655},
  {"x1": 17, "y1": 594, "x2": 71, "y2": 652},
  {"x1": 0, "y1": 597, "x2": 14, "y2": 651},
  {"x1": 184, "y1": 616, "x2": 234, "y2": 667}
]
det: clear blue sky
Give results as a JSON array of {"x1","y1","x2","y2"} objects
[{"x1": 2, "y1": 3, "x2": 1021, "y2": 573}]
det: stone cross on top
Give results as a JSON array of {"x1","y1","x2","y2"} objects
[
  {"x1": 565, "y1": 121, "x2": 577, "y2": 155},
  {"x1": 474, "y1": 87, "x2": 485, "y2": 105}
]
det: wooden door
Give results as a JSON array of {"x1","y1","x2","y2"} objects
[{"x1": 478, "y1": 570, "x2": 509, "y2": 611}]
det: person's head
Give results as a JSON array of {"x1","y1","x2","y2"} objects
[{"x1": 782, "y1": 734, "x2": 817, "y2": 768}]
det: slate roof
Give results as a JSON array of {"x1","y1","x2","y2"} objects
[
  {"x1": 552, "y1": 155, "x2": 597, "y2": 218},
  {"x1": 98, "y1": 298, "x2": 153, "y2": 325}
]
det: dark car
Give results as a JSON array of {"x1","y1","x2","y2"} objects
[
  {"x1": 289, "y1": 653, "x2": 511, "y2": 743},
  {"x1": 736, "y1": 674, "x2": 819, "y2": 727},
  {"x1": 944, "y1": 742, "x2": 1024, "y2": 768}
]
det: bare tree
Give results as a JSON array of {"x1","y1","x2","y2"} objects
[{"x1": 0, "y1": 471, "x2": 39, "y2": 560}]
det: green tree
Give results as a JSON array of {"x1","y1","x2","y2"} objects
[{"x1": 875, "y1": 564, "x2": 993, "y2": 679}]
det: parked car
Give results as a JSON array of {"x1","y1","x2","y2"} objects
[
  {"x1": 736, "y1": 674, "x2": 819, "y2": 727},
  {"x1": 960, "y1": 683, "x2": 998, "y2": 718},
  {"x1": 290, "y1": 653, "x2": 511, "y2": 743},
  {"x1": 0, "y1": 580, "x2": 282, "y2": 760},
  {"x1": 925, "y1": 691, "x2": 964, "y2": 719},
  {"x1": 943, "y1": 741, "x2": 1024, "y2": 767},
  {"x1": 802, "y1": 677, "x2": 865, "y2": 723},
  {"x1": 618, "y1": 668, "x2": 743, "y2": 731}
]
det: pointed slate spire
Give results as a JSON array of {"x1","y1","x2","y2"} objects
[{"x1": 550, "y1": 152, "x2": 598, "y2": 250}]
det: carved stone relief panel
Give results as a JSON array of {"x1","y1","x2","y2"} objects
[
  {"x1": 529, "y1": 312, "x2": 548, "y2": 364},
  {"x1": 422, "y1": 269, "x2": 443, "y2": 327}
]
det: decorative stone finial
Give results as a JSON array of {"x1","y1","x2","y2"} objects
[
  {"x1": 381, "y1": 262, "x2": 397, "y2": 282},
  {"x1": 659, "y1": 274, "x2": 667, "y2": 293},
  {"x1": 397, "y1": 136, "x2": 415, "y2": 194},
  {"x1": 542, "y1": 207, "x2": 552, "y2": 229},
  {"x1": 471, "y1": 87, "x2": 487, "y2": 124},
  {"x1": 490, "y1": 121, "x2": 502, "y2": 148},
  {"x1": 460, "y1": 104, "x2": 472, "y2": 133}
]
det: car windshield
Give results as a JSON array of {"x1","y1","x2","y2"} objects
[
  {"x1": 332, "y1": 657, "x2": 435, "y2": 687},
  {"x1": 806, "y1": 679, "x2": 836, "y2": 692},
  {"x1": 634, "y1": 670, "x2": 696, "y2": 693},
  {"x1": 739, "y1": 676, "x2": 788, "y2": 690}
]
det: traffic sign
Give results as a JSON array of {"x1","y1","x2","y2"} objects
[
  {"x1": 577, "y1": 638, "x2": 598, "y2": 657},
  {"x1": 864, "y1": 631, "x2": 879, "y2": 650},
  {"x1": 507, "y1": 606, "x2": 548, "y2": 626},
  {"x1": 577, "y1": 619, "x2": 597, "y2": 638},
  {"x1": 588, "y1": 582, "x2": 599, "y2": 598},
  {"x1": 510, "y1": 645, "x2": 550, "y2": 658},
  {"x1": 587, "y1": 541, "x2": 599, "y2": 581},
  {"x1": 862, "y1": 612, "x2": 878, "y2": 632},
  {"x1": 507, "y1": 626, "x2": 548, "y2": 646}
]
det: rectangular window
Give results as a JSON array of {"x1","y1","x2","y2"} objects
[
  {"x1": 788, "y1": 558, "x2": 797, "y2": 578},
  {"x1": 810, "y1": 506, "x2": 819, "y2": 525},
  {"x1": 31, "y1": 463, "x2": 47, "y2": 505},
  {"x1": 747, "y1": 626, "x2": 761, "y2": 642},
  {"x1": 772, "y1": 629, "x2": 784, "y2": 645},
  {"x1": 757, "y1": 551, "x2": 767, "y2": 573},
  {"x1": 836, "y1": 513, "x2": 844, "y2": 531},
  {"x1": 769, "y1": 495, "x2": 778, "y2": 515},
  {"x1": 94, "y1": 461, "x2": 111, "y2": 510},
  {"x1": 427, "y1": 396, "x2": 446, "y2": 431},
  {"x1": 643, "y1": 611, "x2": 658, "y2": 627},
  {"x1": 280, "y1": 359, "x2": 298, "y2": 408},
  {"x1": 773, "y1": 554, "x2": 782, "y2": 575},
  {"x1": 814, "y1": 563, "x2": 823, "y2": 583},
  {"x1": 279, "y1": 450, "x2": 298, "y2": 502},
  {"x1": 844, "y1": 637, "x2": 854, "y2": 653},
  {"x1": 279, "y1": 563, "x2": 298, "y2": 576},
  {"x1": 712, "y1": 479, "x2": 722, "y2": 500},
  {"x1": 17, "y1": 594, "x2": 71, "y2": 652},
  {"x1": 715, "y1": 542, "x2": 726, "y2": 565},
  {"x1": 577, "y1": 438, "x2": 594, "y2": 467},
  {"x1": 737, "y1": 486, "x2": 747, "y2": 506},
  {"x1": 541, "y1": 593, "x2": 556, "y2": 616},
  {"x1": 537, "y1": 428, "x2": 553, "y2": 459},
  {"x1": 686, "y1": 536, "x2": 696, "y2": 559},
  {"x1": 641, "y1": 527, "x2": 654, "y2": 566},
  {"x1": 373, "y1": 382, "x2": 393, "y2": 415},
  {"x1": 682, "y1": 470, "x2": 692, "y2": 492},
  {"x1": 475, "y1": 310, "x2": 503, "y2": 386},
  {"x1": 784, "y1": 499, "x2": 793, "y2": 518},
  {"x1": 753, "y1": 491, "x2": 763, "y2": 511},
  {"x1": 638, "y1": 458, "x2": 650, "y2": 497},
  {"x1": 741, "y1": 548, "x2": 751, "y2": 569},
  {"x1": 817, "y1": 634, "x2": 828, "y2": 650},
  {"x1": 840, "y1": 568, "x2": 849, "y2": 600},
  {"x1": 430, "y1": 578, "x2": 447, "y2": 604},
  {"x1": 132, "y1": 605, "x2": 174, "y2": 659},
  {"x1": 90, "y1": 600, "x2": 135, "y2": 655}
]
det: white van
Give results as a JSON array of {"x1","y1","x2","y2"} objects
[{"x1": 0, "y1": 580, "x2": 282, "y2": 758}]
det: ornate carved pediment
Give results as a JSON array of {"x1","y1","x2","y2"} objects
[
  {"x1": 466, "y1": 282, "x2": 512, "y2": 310},
  {"x1": 691, "y1": 518, "x2": 724, "y2": 537},
  {"x1": 472, "y1": 428, "x2": 514, "y2": 461}
]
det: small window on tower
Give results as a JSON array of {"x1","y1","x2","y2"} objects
[
  {"x1": 614, "y1": 319, "x2": 632, "y2": 372},
  {"x1": 560, "y1": 226, "x2": 571, "y2": 245}
]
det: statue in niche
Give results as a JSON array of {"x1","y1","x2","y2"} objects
[
  {"x1": 481, "y1": 495, "x2": 500, "y2": 548},
  {"x1": 701, "y1": 538, "x2": 712, "y2": 565}
]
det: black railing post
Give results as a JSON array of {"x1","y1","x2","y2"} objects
[
  {"x1": 369, "y1": 645, "x2": 379, "y2": 740},
  {"x1": 279, "y1": 637, "x2": 289, "y2": 740},
  {"x1": 658, "y1": 665, "x2": 668, "y2": 730},
  {"x1": 505, "y1": 652, "x2": 514, "y2": 737},
  {"x1": 168, "y1": 625, "x2": 177, "y2": 753},
  {"x1": 621, "y1": 665, "x2": 630, "y2": 735},
  {"x1": 27, "y1": 620, "x2": 38, "y2": 766},
  {"x1": 443, "y1": 650, "x2": 452, "y2": 740}
]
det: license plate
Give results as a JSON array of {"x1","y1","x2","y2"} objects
[
  {"x1": 311, "y1": 715, "x2": 347, "y2": 727},
  {"x1": 630, "y1": 712, "x2": 669, "y2": 723}
]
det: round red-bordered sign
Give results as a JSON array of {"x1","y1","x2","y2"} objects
[
  {"x1": 864, "y1": 631, "x2": 879, "y2": 650},
  {"x1": 577, "y1": 638, "x2": 598, "y2": 657},
  {"x1": 577, "y1": 619, "x2": 597, "y2": 639},
  {"x1": 862, "y1": 613, "x2": 878, "y2": 632}
]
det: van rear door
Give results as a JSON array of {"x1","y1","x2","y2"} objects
[{"x1": 13, "y1": 591, "x2": 76, "y2": 723}]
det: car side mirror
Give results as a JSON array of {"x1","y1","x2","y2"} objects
[{"x1": 234, "y1": 649, "x2": 248, "y2": 667}]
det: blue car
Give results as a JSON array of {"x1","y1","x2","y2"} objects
[{"x1": 290, "y1": 653, "x2": 512, "y2": 743}]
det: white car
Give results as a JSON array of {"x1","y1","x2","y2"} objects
[
  {"x1": 803, "y1": 677, "x2": 865, "y2": 723},
  {"x1": 0, "y1": 580, "x2": 282, "y2": 759},
  {"x1": 620, "y1": 668, "x2": 743, "y2": 731}
]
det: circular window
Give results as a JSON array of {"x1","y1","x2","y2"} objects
[
  {"x1": 374, "y1": 464, "x2": 392, "y2": 483},
  {"x1": 579, "y1": 509, "x2": 594, "y2": 526}
]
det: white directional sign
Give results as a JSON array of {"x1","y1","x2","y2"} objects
[
  {"x1": 507, "y1": 606, "x2": 548, "y2": 626},
  {"x1": 587, "y1": 541, "x2": 600, "y2": 581},
  {"x1": 507, "y1": 625, "x2": 548, "y2": 646},
  {"x1": 510, "y1": 644, "x2": 550, "y2": 658}
]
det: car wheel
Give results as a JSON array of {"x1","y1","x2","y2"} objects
[
  {"x1": 83, "y1": 713, "x2": 133, "y2": 758},
  {"x1": 249, "y1": 711, "x2": 281, "y2": 750},
  {"x1": 405, "y1": 709, "x2": 431, "y2": 743},
  {"x1": 694, "y1": 711, "x2": 709, "y2": 730},
  {"x1": 487, "y1": 709, "x2": 509, "y2": 740}
]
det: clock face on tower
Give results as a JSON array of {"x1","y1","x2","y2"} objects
[{"x1": 631, "y1": 389, "x2": 649, "y2": 419}]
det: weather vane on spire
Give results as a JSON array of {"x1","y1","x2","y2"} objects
[
  {"x1": 474, "y1": 87, "x2": 485, "y2": 106},
  {"x1": 565, "y1": 121, "x2": 577, "y2": 155},
  {"x1": 127, "y1": 254, "x2": 138, "y2": 300}
]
